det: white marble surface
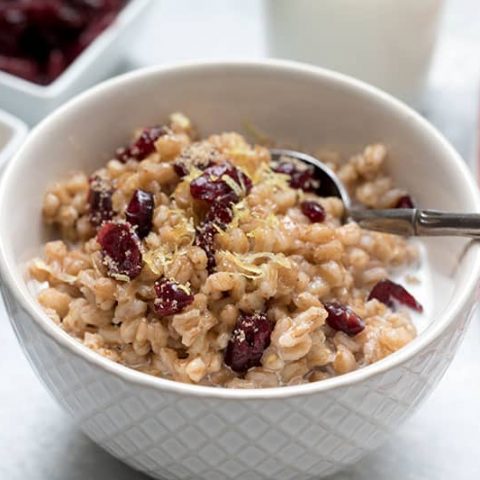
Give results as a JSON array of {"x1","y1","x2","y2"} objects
[{"x1": 1, "y1": 0, "x2": 479, "y2": 479}]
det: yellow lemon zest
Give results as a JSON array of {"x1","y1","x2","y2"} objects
[{"x1": 218, "y1": 251, "x2": 291, "y2": 279}]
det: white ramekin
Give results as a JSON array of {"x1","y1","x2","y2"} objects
[
  {"x1": 0, "y1": 60, "x2": 479, "y2": 480},
  {"x1": 0, "y1": 0, "x2": 152, "y2": 125}
]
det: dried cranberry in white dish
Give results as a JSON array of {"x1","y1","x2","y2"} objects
[
  {"x1": 30, "y1": 113, "x2": 423, "y2": 388},
  {"x1": 0, "y1": 0, "x2": 128, "y2": 85}
]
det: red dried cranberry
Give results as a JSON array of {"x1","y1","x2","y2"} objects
[
  {"x1": 46, "y1": 49, "x2": 65, "y2": 80},
  {"x1": 75, "y1": 12, "x2": 115, "y2": 50},
  {"x1": 88, "y1": 175, "x2": 114, "y2": 227},
  {"x1": 115, "y1": 126, "x2": 167, "y2": 162},
  {"x1": 125, "y1": 189, "x2": 154, "y2": 239},
  {"x1": 173, "y1": 162, "x2": 189, "y2": 178},
  {"x1": 395, "y1": 195, "x2": 415, "y2": 209},
  {"x1": 205, "y1": 195, "x2": 235, "y2": 227},
  {"x1": 153, "y1": 278, "x2": 194, "y2": 317},
  {"x1": 191, "y1": 163, "x2": 250, "y2": 273},
  {"x1": 224, "y1": 312, "x2": 272, "y2": 372},
  {"x1": 0, "y1": 55, "x2": 38, "y2": 82},
  {"x1": 324, "y1": 302, "x2": 365, "y2": 336},
  {"x1": 97, "y1": 222, "x2": 142, "y2": 279},
  {"x1": 0, "y1": 1, "x2": 127, "y2": 85},
  {"x1": 273, "y1": 161, "x2": 320, "y2": 192},
  {"x1": 300, "y1": 200, "x2": 326, "y2": 223},
  {"x1": 194, "y1": 197, "x2": 235, "y2": 273},
  {"x1": 190, "y1": 162, "x2": 252, "y2": 203},
  {"x1": 368, "y1": 279, "x2": 423, "y2": 312},
  {"x1": 194, "y1": 222, "x2": 217, "y2": 273},
  {"x1": 173, "y1": 144, "x2": 221, "y2": 178},
  {"x1": 173, "y1": 159, "x2": 215, "y2": 178},
  {"x1": 26, "y1": 2, "x2": 86, "y2": 29},
  {"x1": 131, "y1": 126, "x2": 166, "y2": 159}
]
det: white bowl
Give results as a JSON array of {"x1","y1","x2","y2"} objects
[
  {"x1": 0, "y1": 0, "x2": 152, "y2": 126},
  {"x1": 0, "y1": 109, "x2": 28, "y2": 171},
  {"x1": 0, "y1": 60, "x2": 479, "y2": 480}
]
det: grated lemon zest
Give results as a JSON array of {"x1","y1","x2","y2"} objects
[
  {"x1": 222, "y1": 174, "x2": 244, "y2": 198},
  {"x1": 252, "y1": 163, "x2": 290, "y2": 191},
  {"x1": 227, "y1": 200, "x2": 249, "y2": 230},
  {"x1": 218, "y1": 251, "x2": 291, "y2": 279},
  {"x1": 171, "y1": 216, "x2": 196, "y2": 246},
  {"x1": 182, "y1": 166, "x2": 204, "y2": 183},
  {"x1": 90, "y1": 254, "x2": 103, "y2": 277},
  {"x1": 111, "y1": 273, "x2": 130, "y2": 283},
  {"x1": 144, "y1": 247, "x2": 173, "y2": 275},
  {"x1": 177, "y1": 283, "x2": 192, "y2": 295},
  {"x1": 212, "y1": 223, "x2": 224, "y2": 234}
]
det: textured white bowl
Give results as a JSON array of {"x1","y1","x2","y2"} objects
[
  {"x1": 0, "y1": 61, "x2": 479, "y2": 480},
  {"x1": 0, "y1": 0, "x2": 152, "y2": 125}
]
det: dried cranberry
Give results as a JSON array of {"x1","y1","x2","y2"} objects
[
  {"x1": 173, "y1": 159, "x2": 214, "y2": 178},
  {"x1": 324, "y1": 302, "x2": 365, "y2": 336},
  {"x1": 115, "y1": 126, "x2": 167, "y2": 162},
  {"x1": 97, "y1": 222, "x2": 142, "y2": 280},
  {"x1": 190, "y1": 162, "x2": 252, "y2": 203},
  {"x1": 0, "y1": 55, "x2": 38, "y2": 82},
  {"x1": 224, "y1": 312, "x2": 272, "y2": 372},
  {"x1": 125, "y1": 189, "x2": 154, "y2": 239},
  {"x1": 190, "y1": 163, "x2": 249, "y2": 272},
  {"x1": 300, "y1": 200, "x2": 326, "y2": 223},
  {"x1": 153, "y1": 278, "x2": 194, "y2": 317},
  {"x1": 88, "y1": 175, "x2": 114, "y2": 227},
  {"x1": 0, "y1": 0, "x2": 127, "y2": 85},
  {"x1": 76, "y1": 12, "x2": 115, "y2": 50},
  {"x1": 368, "y1": 279, "x2": 423, "y2": 312},
  {"x1": 173, "y1": 144, "x2": 223, "y2": 178},
  {"x1": 26, "y1": 2, "x2": 86, "y2": 29},
  {"x1": 205, "y1": 196, "x2": 235, "y2": 227},
  {"x1": 46, "y1": 49, "x2": 65, "y2": 80},
  {"x1": 194, "y1": 192, "x2": 237, "y2": 272},
  {"x1": 173, "y1": 162, "x2": 189, "y2": 178},
  {"x1": 395, "y1": 195, "x2": 415, "y2": 209},
  {"x1": 194, "y1": 222, "x2": 217, "y2": 273},
  {"x1": 273, "y1": 161, "x2": 320, "y2": 192},
  {"x1": 173, "y1": 159, "x2": 216, "y2": 178}
]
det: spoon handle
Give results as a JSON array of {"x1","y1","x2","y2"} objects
[{"x1": 350, "y1": 209, "x2": 480, "y2": 238}]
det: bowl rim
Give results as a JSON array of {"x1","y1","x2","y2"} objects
[
  {"x1": 1, "y1": 58, "x2": 479, "y2": 400},
  {"x1": 0, "y1": 0, "x2": 152, "y2": 99}
]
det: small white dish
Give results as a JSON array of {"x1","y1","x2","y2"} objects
[
  {"x1": 0, "y1": 0, "x2": 152, "y2": 125},
  {"x1": 0, "y1": 109, "x2": 28, "y2": 171}
]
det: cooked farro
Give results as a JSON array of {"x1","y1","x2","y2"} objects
[{"x1": 30, "y1": 113, "x2": 422, "y2": 388}]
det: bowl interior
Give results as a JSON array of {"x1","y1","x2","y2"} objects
[{"x1": 0, "y1": 62, "x2": 479, "y2": 389}]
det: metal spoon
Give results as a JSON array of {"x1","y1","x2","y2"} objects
[{"x1": 270, "y1": 148, "x2": 480, "y2": 238}]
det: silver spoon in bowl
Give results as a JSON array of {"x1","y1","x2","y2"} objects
[{"x1": 270, "y1": 148, "x2": 480, "y2": 238}]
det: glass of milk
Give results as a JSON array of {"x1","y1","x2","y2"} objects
[{"x1": 265, "y1": 0, "x2": 444, "y2": 105}]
